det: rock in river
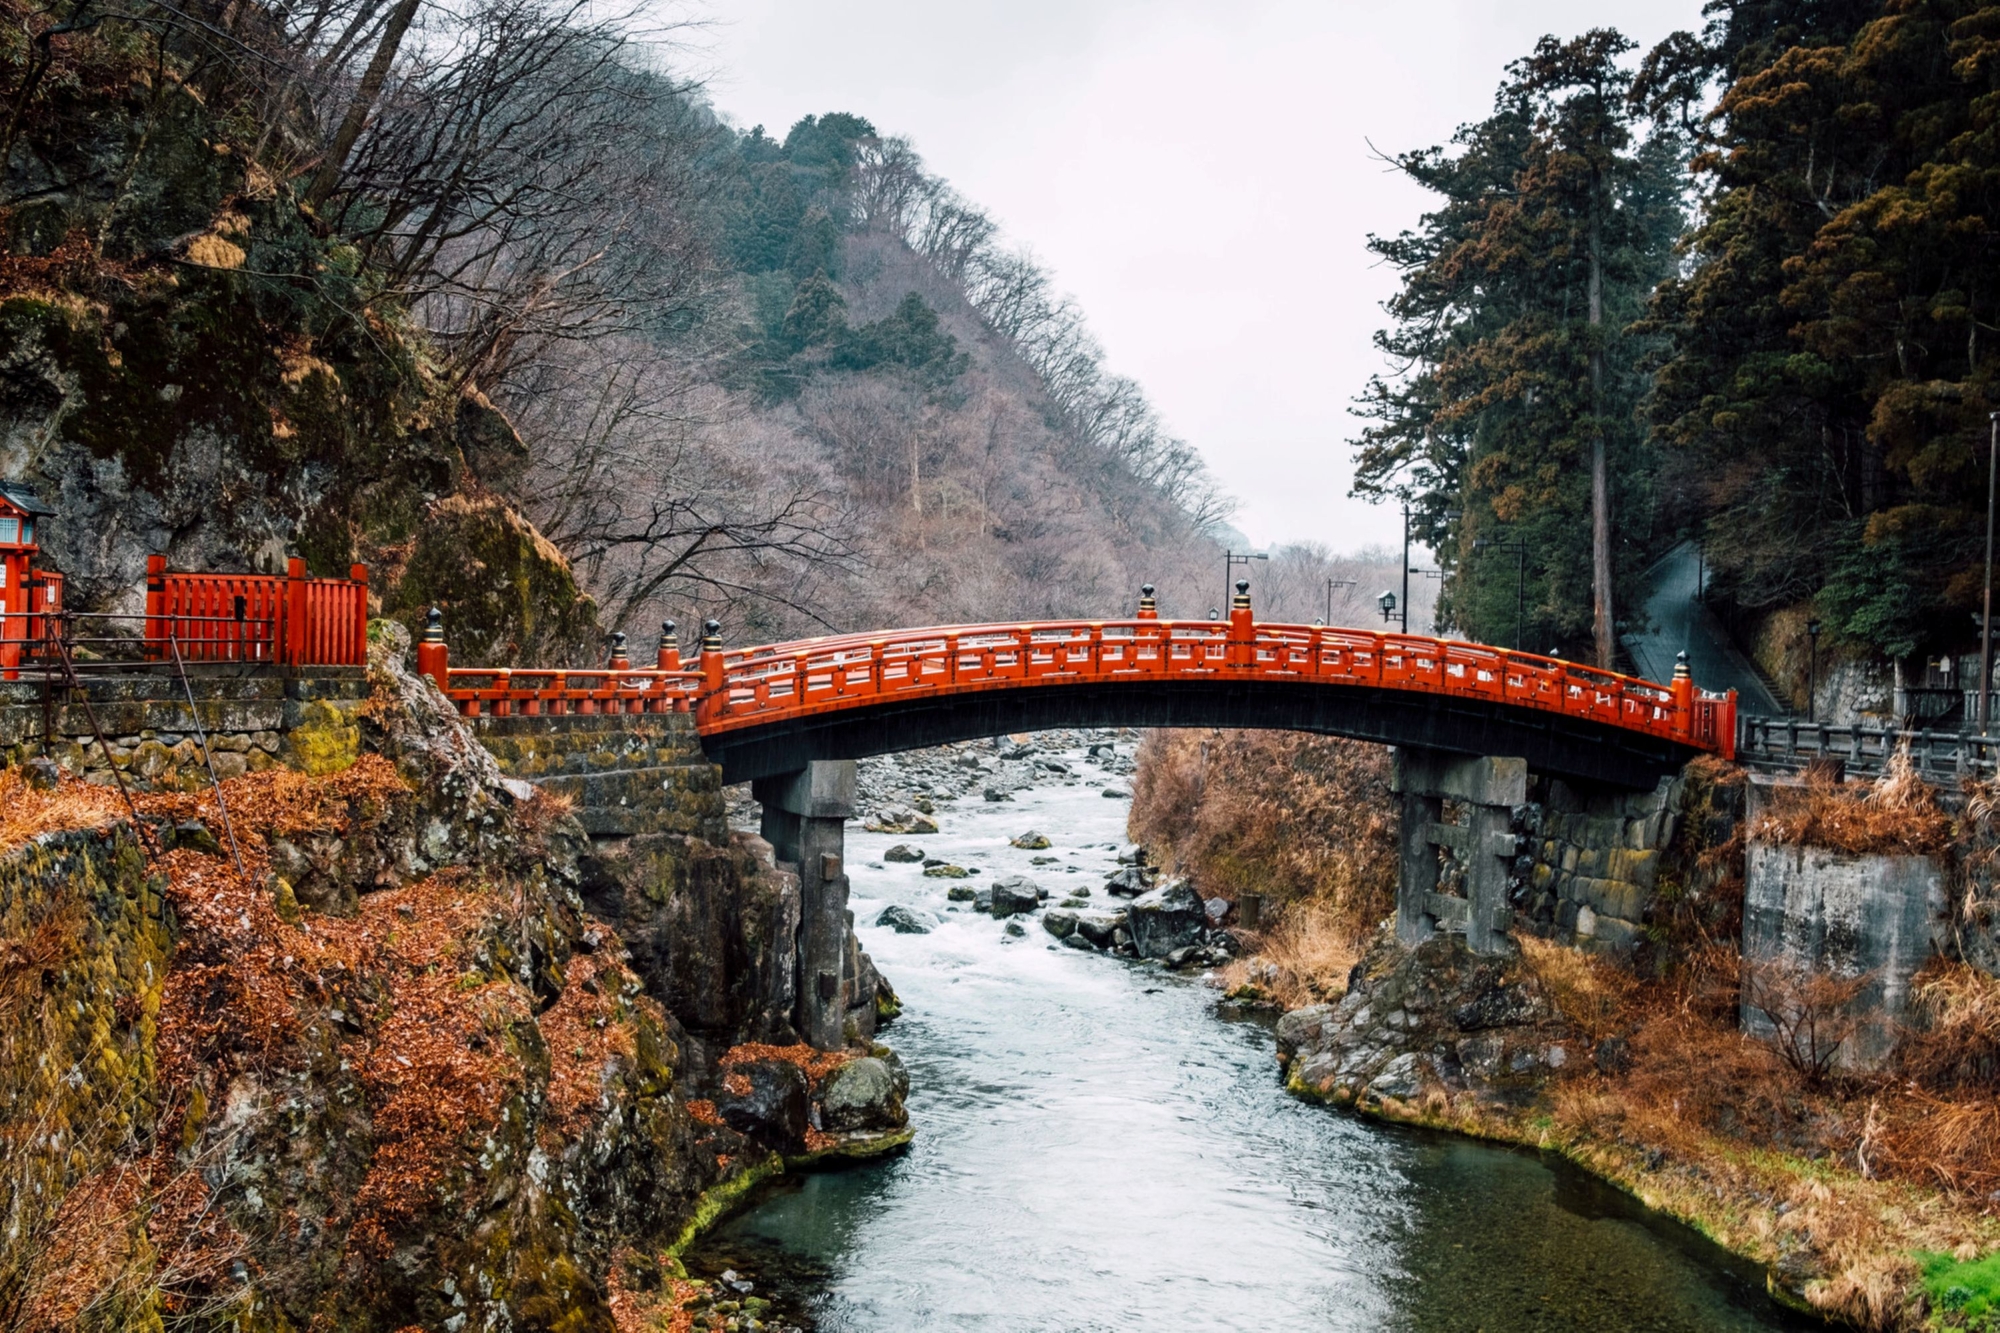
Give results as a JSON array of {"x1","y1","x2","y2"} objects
[
  {"x1": 946, "y1": 884, "x2": 977, "y2": 902},
  {"x1": 1010, "y1": 830, "x2": 1052, "y2": 850},
  {"x1": 876, "y1": 905, "x2": 935, "y2": 934},
  {"x1": 715, "y1": 1058, "x2": 809, "y2": 1153},
  {"x1": 989, "y1": 876, "x2": 1042, "y2": 917},
  {"x1": 883, "y1": 844, "x2": 926, "y2": 863},
  {"x1": 923, "y1": 863, "x2": 971, "y2": 879},
  {"x1": 1126, "y1": 882, "x2": 1206, "y2": 959},
  {"x1": 819, "y1": 1055, "x2": 909, "y2": 1132}
]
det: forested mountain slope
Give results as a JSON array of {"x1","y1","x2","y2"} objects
[{"x1": 0, "y1": 0, "x2": 1244, "y2": 666}]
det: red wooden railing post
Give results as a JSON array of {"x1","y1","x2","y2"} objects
[
  {"x1": 1669, "y1": 651, "x2": 1693, "y2": 741},
  {"x1": 1228, "y1": 578, "x2": 1253, "y2": 668},
  {"x1": 350, "y1": 564, "x2": 369, "y2": 665},
  {"x1": 700, "y1": 619, "x2": 724, "y2": 711},
  {"x1": 416, "y1": 607, "x2": 450, "y2": 692},
  {"x1": 283, "y1": 557, "x2": 306, "y2": 667},
  {"x1": 144, "y1": 553, "x2": 166, "y2": 657},
  {"x1": 657, "y1": 620, "x2": 680, "y2": 671}
]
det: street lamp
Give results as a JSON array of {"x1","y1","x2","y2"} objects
[
  {"x1": 1224, "y1": 550, "x2": 1268, "y2": 611},
  {"x1": 1378, "y1": 589, "x2": 1398, "y2": 624},
  {"x1": 1474, "y1": 537, "x2": 1530, "y2": 651},
  {"x1": 1326, "y1": 578, "x2": 1357, "y2": 626},
  {"x1": 1806, "y1": 618, "x2": 1822, "y2": 722}
]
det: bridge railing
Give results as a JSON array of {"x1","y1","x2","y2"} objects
[
  {"x1": 696, "y1": 615, "x2": 1737, "y2": 757},
  {"x1": 411, "y1": 601, "x2": 1737, "y2": 756},
  {"x1": 418, "y1": 617, "x2": 703, "y2": 716}
]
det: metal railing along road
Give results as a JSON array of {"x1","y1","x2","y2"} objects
[{"x1": 1737, "y1": 715, "x2": 1999, "y2": 781}]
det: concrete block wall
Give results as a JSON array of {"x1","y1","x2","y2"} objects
[
  {"x1": 468, "y1": 712, "x2": 725, "y2": 840},
  {"x1": 1516, "y1": 775, "x2": 1684, "y2": 952},
  {"x1": 0, "y1": 672, "x2": 369, "y2": 790}
]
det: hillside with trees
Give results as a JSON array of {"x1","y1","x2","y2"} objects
[
  {"x1": 1358, "y1": 0, "x2": 2000, "y2": 713},
  {"x1": 0, "y1": 0, "x2": 1277, "y2": 664}
]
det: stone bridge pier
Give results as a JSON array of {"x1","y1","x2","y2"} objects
[
  {"x1": 1392, "y1": 749, "x2": 1528, "y2": 955},
  {"x1": 752, "y1": 760, "x2": 856, "y2": 1050}
]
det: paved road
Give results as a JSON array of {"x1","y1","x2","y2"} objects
[{"x1": 1624, "y1": 541, "x2": 1786, "y2": 716}]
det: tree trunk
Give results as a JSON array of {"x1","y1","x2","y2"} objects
[
  {"x1": 1588, "y1": 185, "x2": 1615, "y2": 670},
  {"x1": 305, "y1": 0, "x2": 421, "y2": 209}
]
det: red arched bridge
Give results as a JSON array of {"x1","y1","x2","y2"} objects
[{"x1": 418, "y1": 584, "x2": 1735, "y2": 791}]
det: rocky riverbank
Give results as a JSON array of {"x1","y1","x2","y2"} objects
[
  {"x1": 1243, "y1": 914, "x2": 2000, "y2": 1331},
  {"x1": 0, "y1": 627, "x2": 909, "y2": 1330}
]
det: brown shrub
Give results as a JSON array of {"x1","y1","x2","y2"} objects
[
  {"x1": 1128, "y1": 729, "x2": 1396, "y2": 941},
  {"x1": 1740, "y1": 956, "x2": 1871, "y2": 1086},
  {"x1": 1752, "y1": 748, "x2": 1950, "y2": 856},
  {"x1": 1518, "y1": 935, "x2": 1639, "y2": 1042}
]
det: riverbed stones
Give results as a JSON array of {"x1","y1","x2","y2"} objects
[
  {"x1": 866, "y1": 809, "x2": 939, "y2": 834},
  {"x1": 883, "y1": 844, "x2": 925, "y2": 863},
  {"x1": 946, "y1": 885, "x2": 976, "y2": 902},
  {"x1": 1010, "y1": 831, "x2": 1052, "y2": 849},
  {"x1": 875, "y1": 905, "x2": 935, "y2": 935},
  {"x1": 1103, "y1": 866, "x2": 1151, "y2": 897},
  {"x1": 922, "y1": 863, "x2": 970, "y2": 879},
  {"x1": 989, "y1": 876, "x2": 1042, "y2": 918},
  {"x1": 1126, "y1": 882, "x2": 1206, "y2": 959}
]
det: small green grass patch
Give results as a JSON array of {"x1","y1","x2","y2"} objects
[{"x1": 1921, "y1": 1249, "x2": 2000, "y2": 1330}]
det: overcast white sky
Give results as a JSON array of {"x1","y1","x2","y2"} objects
[{"x1": 696, "y1": 0, "x2": 1708, "y2": 555}]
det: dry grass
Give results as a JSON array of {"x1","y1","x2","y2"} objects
[
  {"x1": 1753, "y1": 748, "x2": 1952, "y2": 856},
  {"x1": 1218, "y1": 900, "x2": 1366, "y2": 1008},
  {"x1": 1517, "y1": 935, "x2": 1639, "y2": 1042},
  {"x1": 1129, "y1": 729, "x2": 1397, "y2": 930}
]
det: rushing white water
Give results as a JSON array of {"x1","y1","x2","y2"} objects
[{"x1": 696, "y1": 738, "x2": 1814, "y2": 1332}]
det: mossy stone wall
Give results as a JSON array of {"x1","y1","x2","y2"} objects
[{"x1": 0, "y1": 673, "x2": 368, "y2": 790}]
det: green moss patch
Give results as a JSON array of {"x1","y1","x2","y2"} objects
[{"x1": 1922, "y1": 1250, "x2": 2000, "y2": 1330}]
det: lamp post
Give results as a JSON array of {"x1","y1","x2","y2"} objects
[
  {"x1": 1378, "y1": 589, "x2": 1398, "y2": 624},
  {"x1": 1983, "y1": 411, "x2": 1997, "y2": 734},
  {"x1": 1224, "y1": 550, "x2": 1268, "y2": 613},
  {"x1": 1806, "y1": 618, "x2": 1822, "y2": 722},
  {"x1": 1474, "y1": 537, "x2": 1529, "y2": 651},
  {"x1": 1325, "y1": 577, "x2": 1356, "y2": 626}
]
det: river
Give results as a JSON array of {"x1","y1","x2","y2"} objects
[{"x1": 692, "y1": 736, "x2": 1815, "y2": 1332}]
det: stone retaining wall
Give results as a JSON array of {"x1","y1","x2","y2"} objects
[
  {"x1": 467, "y1": 712, "x2": 725, "y2": 840},
  {"x1": 1516, "y1": 774, "x2": 1685, "y2": 951},
  {"x1": 0, "y1": 672, "x2": 369, "y2": 789}
]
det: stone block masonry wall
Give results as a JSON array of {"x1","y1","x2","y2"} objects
[
  {"x1": 468, "y1": 712, "x2": 725, "y2": 840},
  {"x1": 0, "y1": 672, "x2": 369, "y2": 790},
  {"x1": 1516, "y1": 774, "x2": 1689, "y2": 952}
]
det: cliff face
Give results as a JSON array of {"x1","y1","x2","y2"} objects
[
  {"x1": 0, "y1": 1, "x2": 593, "y2": 663},
  {"x1": 0, "y1": 627, "x2": 886, "y2": 1331}
]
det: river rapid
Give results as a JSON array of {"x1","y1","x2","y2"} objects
[{"x1": 692, "y1": 735, "x2": 1815, "y2": 1333}]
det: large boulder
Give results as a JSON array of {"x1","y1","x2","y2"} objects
[
  {"x1": 1068, "y1": 909, "x2": 1127, "y2": 948},
  {"x1": 1126, "y1": 882, "x2": 1206, "y2": 959},
  {"x1": 818, "y1": 1055, "x2": 909, "y2": 1132},
  {"x1": 1103, "y1": 866, "x2": 1152, "y2": 897},
  {"x1": 989, "y1": 876, "x2": 1042, "y2": 918},
  {"x1": 716, "y1": 1058, "x2": 810, "y2": 1153},
  {"x1": 883, "y1": 844, "x2": 925, "y2": 863},
  {"x1": 875, "y1": 904, "x2": 934, "y2": 934},
  {"x1": 1010, "y1": 831, "x2": 1052, "y2": 850}
]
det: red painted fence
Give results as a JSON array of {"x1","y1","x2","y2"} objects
[
  {"x1": 418, "y1": 597, "x2": 1738, "y2": 759},
  {"x1": 144, "y1": 555, "x2": 369, "y2": 666}
]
